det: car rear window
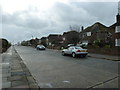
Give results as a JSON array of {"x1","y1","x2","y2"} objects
[{"x1": 75, "y1": 46, "x2": 82, "y2": 49}]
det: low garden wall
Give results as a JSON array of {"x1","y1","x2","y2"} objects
[
  {"x1": 47, "y1": 45, "x2": 120, "y2": 56},
  {"x1": 88, "y1": 47, "x2": 120, "y2": 56}
]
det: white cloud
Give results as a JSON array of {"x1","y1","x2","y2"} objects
[
  {"x1": 1, "y1": 0, "x2": 69, "y2": 14},
  {"x1": 48, "y1": 2, "x2": 97, "y2": 25},
  {"x1": 2, "y1": 10, "x2": 49, "y2": 29},
  {"x1": 70, "y1": 0, "x2": 120, "y2": 2},
  {"x1": 1, "y1": 1, "x2": 118, "y2": 43}
]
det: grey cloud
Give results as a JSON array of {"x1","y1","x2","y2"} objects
[
  {"x1": 2, "y1": 10, "x2": 49, "y2": 29},
  {"x1": 1, "y1": 2, "x2": 117, "y2": 43},
  {"x1": 47, "y1": 2, "x2": 98, "y2": 28},
  {"x1": 2, "y1": 24, "x2": 41, "y2": 43},
  {"x1": 72, "y1": 2, "x2": 117, "y2": 26}
]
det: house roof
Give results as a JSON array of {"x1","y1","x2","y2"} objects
[
  {"x1": 41, "y1": 37, "x2": 47, "y2": 40},
  {"x1": 109, "y1": 23, "x2": 117, "y2": 29},
  {"x1": 82, "y1": 22, "x2": 109, "y2": 33},
  {"x1": 48, "y1": 34, "x2": 61, "y2": 37},
  {"x1": 63, "y1": 30, "x2": 79, "y2": 35}
]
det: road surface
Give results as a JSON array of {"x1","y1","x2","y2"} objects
[{"x1": 14, "y1": 46, "x2": 119, "y2": 88}]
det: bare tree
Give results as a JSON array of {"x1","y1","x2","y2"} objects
[{"x1": 69, "y1": 25, "x2": 82, "y2": 32}]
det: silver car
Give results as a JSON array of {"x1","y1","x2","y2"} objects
[{"x1": 62, "y1": 46, "x2": 88, "y2": 58}]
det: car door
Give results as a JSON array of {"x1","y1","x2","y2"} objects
[
  {"x1": 67, "y1": 47, "x2": 74, "y2": 54},
  {"x1": 64, "y1": 47, "x2": 70, "y2": 54}
]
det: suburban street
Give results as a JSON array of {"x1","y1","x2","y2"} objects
[
  {"x1": 1, "y1": 1, "x2": 120, "y2": 89},
  {"x1": 14, "y1": 46, "x2": 119, "y2": 88}
]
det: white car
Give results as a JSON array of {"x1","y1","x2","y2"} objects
[{"x1": 62, "y1": 46, "x2": 88, "y2": 58}]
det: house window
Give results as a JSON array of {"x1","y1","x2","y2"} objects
[
  {"x1": 87, "y1": 32, "x2": 91, "y2": 36},
  {"x1": 115, "y1": 39, "x2": 120, "y2": 46},
  {"x1": 115, "y1": 26, "x2": 120, "y2": 33}
]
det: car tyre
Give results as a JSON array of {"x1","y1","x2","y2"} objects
[
  {"x1": 36, "y1": 48, "x2": 39, "y2": 50},
  {"x1": 83, "y1": 55, "x2": 87, "y2": 57},
  {"x1": 62, "y1": 51, "x2": 65, "y2": 56},
  {"x1": 72, "y1": 52, "x2": 76, "y2": 58}
]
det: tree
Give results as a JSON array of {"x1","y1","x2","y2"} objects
[
  {"x1": 29, "y1": 38, "x2": 39, "y2": 47},
  {"x1": 69, "y1": 25, "x2": 81, "y2": 32},
  {"x1": 21, "y1": 41, "x2": 28, "y2": 46},
  {"x1": 63, "y1": 31, "x2": 79, "y2": 45}
]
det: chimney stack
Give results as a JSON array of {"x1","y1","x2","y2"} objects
[
  {"x1": 81, "y1": 26, "x2": 84, "y2": 31},
  {"x1": 116, "y1": 1, "x2": 120, "y2": 25}
]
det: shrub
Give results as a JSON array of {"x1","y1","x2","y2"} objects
[
  {"x1": 0, "y1": 38, "x2": 11, "y2": 53},
  {"x1": 104, "y1": 45, "x2": 111, "y2": 48},
  {"x1": 94, "y1": 40, "x2": 106, "y2": 48}
]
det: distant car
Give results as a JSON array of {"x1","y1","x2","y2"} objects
[
  {"x1": 62, "y1": 46, "x2": 88, "y2": 58},
  {"x1": 36, "y1": 45, "x2": 46, "y2": 50}
]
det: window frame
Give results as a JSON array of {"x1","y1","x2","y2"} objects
[
  {"x1": 115, "y1": 26, "x2": 120, "y2": 33},
  {"x1": 115, "y1": 39, "x2": 120, "y2": 46}
]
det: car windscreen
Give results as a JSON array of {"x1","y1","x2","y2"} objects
[
  {"x1": 74, "y1": 46, "x2": 82, "y2": 49},
  {"x1": 38, "y1": 45, "x2": 44, "y2": 47}
]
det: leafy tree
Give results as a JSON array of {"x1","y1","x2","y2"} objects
[{"x1": 21, "y1": 41, "x2": 28, "y2": 46}]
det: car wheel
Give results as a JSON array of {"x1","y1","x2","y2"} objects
[
  {"x1": 83, "y1": 55, "x2": 86, "y2": 57},
  {"x1": 62, "y1": 51, "x2": 65, "y2": 56},
  {"x1": 72, "y1": 52, "x2": 76, "y2": 58}
]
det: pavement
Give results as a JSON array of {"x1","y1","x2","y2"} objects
[
  {"x1": 0, "y1": 46, "x2": 119, "y2": 89},
  {"x1": 1, "y1": 46, "x2": 40, "y2": 89},
  {"x1": 88, "y1": 53, "x2": 120, "y2": 61}
]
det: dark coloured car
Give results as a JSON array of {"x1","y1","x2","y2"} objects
[{"x1": 36, "y1": 45, "x2": 46, "y2": 50}]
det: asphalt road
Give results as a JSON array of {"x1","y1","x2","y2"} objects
[{"x1": 14, "y1": 46, "x2": 119, "y2": 88}]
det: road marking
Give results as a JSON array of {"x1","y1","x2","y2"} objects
[
  {"x1": 7, "y1": 52, "x2": 12, "y2": 55},
  {"x1": 2, "y1": 63, "x2": 9, "y2": 65},
  {"x1": 39, "y1": 83, "x2": 53, "y2": 88},
  {"x1": 63, "y1": 80, "x2": 70, "y2": 83}
]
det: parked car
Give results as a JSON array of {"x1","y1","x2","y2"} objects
[
  {"x1": 77, "y1": 42, "x2": 88, "y2": 48},
  {"x1": 67, "y1": 44, "x2": 74, "y2": 47},
  {"x1": 36, "y1": 45, "x2": 46, "y2": 50},
  {"x1": 62, "y1": 46, "x2": 88, "y2": 58}
]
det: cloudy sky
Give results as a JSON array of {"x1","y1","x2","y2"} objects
[{"x1": 0, "y1": 0, "x2": 119, "y2": 43}]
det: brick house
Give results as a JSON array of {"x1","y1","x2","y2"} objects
[
  {"x1": 115, "y1": 10, "x2": 120, "y2": 46},
  {"x1": 115, "y1": 25, "x2": 120, "y2": 46},
  {"x1": 109, "y1": 1, "x2": 120, "y2": 47},
  {"x1": 79, "y1": 22, "x2": 112, "y2": 45},
  {"x1": 63, "y1": 31, "x2": 79, "y2": 46},
  {"x1": 47, "y1": 34, "x2": 63, "y2": 47}
]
